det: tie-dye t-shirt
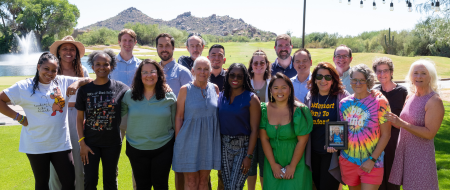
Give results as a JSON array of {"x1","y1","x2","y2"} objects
[{"x1": 339, "y1": 94, "x2": 390, "y2": 168}]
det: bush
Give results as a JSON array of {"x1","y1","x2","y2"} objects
[{"x1": 76, "y1": 27, "x2": 119, "y2": 46}]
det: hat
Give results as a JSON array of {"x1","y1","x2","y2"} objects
[{"x1": 49, "y1": 36, "x2": 85, "y2": 57}]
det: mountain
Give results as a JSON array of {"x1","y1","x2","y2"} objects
[{"x1": 80, "y1": 7, "x2": 277, "y2": 39}]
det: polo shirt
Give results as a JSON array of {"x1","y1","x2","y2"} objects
[
  {"x1": 270, "y1": 56, "x2": 297, "y2": 78},
  {"x1": 209, "y1": 69, "x2": 226, "y2": 92}
]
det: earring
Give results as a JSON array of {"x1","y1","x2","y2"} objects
[
  {"x1": 251, "y1": 70, "x2": 254, "y2": 73},
  {"x1": 270, "y1": 94, "x2": 274, "y2": 102}
]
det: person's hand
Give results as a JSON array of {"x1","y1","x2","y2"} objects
[
  {"x1": 67, "y1": 82, "x2": 79, "y2": 97},
  {"x1": 360, "y1": 159, "x2": 375, "y2": 173},
  {"x1": 370, "y1": 89, "x2": 382, "y2": 98},
  {"x1": 271, "y1": 163, "x2": 283, "y2": 179},
  {"x1": 80, "y1": 142, "x2": 94, "y2": 165},
  {"x1": 384, "y1": 112, "x2": 404, "y2": 128},
  {"x1": 164, "y1": 84, "x2": 173, "y2": 93},
  {"x1": 241, "y1": 157, "x2": 251, "y2": 174},
  {"x1": 21, "y1": 116, "x2": 28, "y2": 126},
  {"x1": 325, "y1": 145, "x2": 338, "y2": 153},
  {"x1": 284, "y1": 164, "x2": 296, "y2": 179}
]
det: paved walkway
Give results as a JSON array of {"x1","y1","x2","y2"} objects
[{"x1": 0, "y1": 105, "x2": 25, "y2": 126}]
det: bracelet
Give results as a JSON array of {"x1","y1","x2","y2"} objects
[
  {"x1": 13, "y1": 113, "x2": 20, "y2": 121},
  {"x1": 18, "y1": 115, "x2": 25, "y2": 124},
  {"x1": 78, "y1": 137, "x2": 85, "y2": 143},
  {"x1": 369, "y1": 156, "x2": 377, "y2": 162}
]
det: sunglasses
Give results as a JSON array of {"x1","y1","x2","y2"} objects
[
  {"x1": 315, "y1": 74, "x2": 332, "y2": 81},
  {"x1": 229, "y1": 73, "x2": 244, "y2": 80}
]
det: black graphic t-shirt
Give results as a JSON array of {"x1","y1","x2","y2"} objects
[
  {"x1": 310, "y1": 94, "x2": 338, "y2": 154},
  {"x1": 75, "y1": 79, "x2": 129, "y2": 147}
]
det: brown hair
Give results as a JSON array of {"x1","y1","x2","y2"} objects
[
  {"x1": 307, "y1": 62, "x2": 345, "y2": 96},
  {"x1": 155, "y1": 33, "x2": 175, "y2": 47},
  {"x1": 248, "y1": 50, "x2": 271, "y2": 80},
  {"x1": 131, "y1": 59, "x2": 168, "y2": 101},
  {"x1": 372, "y1": 57, "x2": 394, "y2": 80},
  {"x1": 275, "y1": 34, "x2": 292, "y2": 47},
  {"x1": 118, "y1": 29, "x2": 137, "y2": 42}
]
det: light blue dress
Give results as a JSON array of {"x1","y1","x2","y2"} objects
[{"x1": 172, "y1": 82, "x2": 221, "y2": 172}]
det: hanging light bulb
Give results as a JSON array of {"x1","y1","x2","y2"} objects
[
  {"x1": 348, "y1": 0, "x2": 351, "y2": 5},
  {"x1": 373, "y1": 1, "x2": 377, "y2": 10},
  {"x1": 406, "y1": 0, "x2": 409, "y2": 7},
  {"x1": 435, "y1": 0, "x2": 440, "y2": 12},
  {"x1": 431, "y1": 0, "x2": 435, "y2": 7},
  {"x1": 383, "y1": 0, "x2": 386, "y2": 4},
  {"x1": 360, "y1": 0, "x2": 364, "y2": 8},
  {"x1": 390, "y1": 1, "x2": 394, "y2": 11},
  {"x1": 408, "y1": 1, "x2": 412, "y2": 12}
]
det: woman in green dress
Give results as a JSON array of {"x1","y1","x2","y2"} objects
[{"x1": 260, "y1": 72, "x2": 313, "y2": 190}]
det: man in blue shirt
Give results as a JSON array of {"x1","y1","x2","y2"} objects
[
  {"x1": 290, "y1": 48, "x2": 313, "y2": 102},
  {"x1": 271, "y1": 34, "x2": 297, "y2": 78},
  {"x1": 333, "y1": 45, "x2": 354, "y2": 94},
  {"x1": 110, "y1": 29, "x2": 141, "y2": 87},
  {"x1": 156, "y1": 33, "x2": 193, "y2": 97},
  {"x1": 178, "y1": 33, "x2": 206, "y2": 70}
]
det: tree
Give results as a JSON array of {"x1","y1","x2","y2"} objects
[
  {"x1": 416, "y1": 0, "x2": 450, "y2": 14},
  {"x1": 16, "y1": 0, "x2": 79, "y2": 49}
]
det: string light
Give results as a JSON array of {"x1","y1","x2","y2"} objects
[
  {"x1": 360, "y1": 0, "x2": 364, "y2": 8},
  {"x1": 373, "y1": 0, "x2": 377, "y2": 10},
  {"x1": 390, "y1": 1, "x2": 394, "y2": 11}
]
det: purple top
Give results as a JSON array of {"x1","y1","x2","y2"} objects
[{"x1": 218, "y1": 90, "x2": 254, "y2": 136}]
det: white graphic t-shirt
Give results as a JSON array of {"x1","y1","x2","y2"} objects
[{"x1": 4, "y1": 76, "x2": 78, "y2": 154}]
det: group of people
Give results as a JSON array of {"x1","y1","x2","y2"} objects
[{"x1": 0, "y1": 30, "x2": 444, "y2": 190}]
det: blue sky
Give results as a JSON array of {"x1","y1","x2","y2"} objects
[{"x1": 68, "y1": 0, "x2": 444, "y2": 37}]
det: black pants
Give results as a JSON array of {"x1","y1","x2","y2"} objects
[
  {"x1": 26, "y1": 149, "x2": 75, "y2": 190},
  {"x1": 126, "y1": 138, "x2": 174, "y2": 190},
  {"x1": 379, "y1": 127, "x2": 401, "y2": 190},
  {"x1": 84, "y1": 145, "x2": 122, "y2": 190},
  {"x1": 311, "y1": 151, "x2": 340, "y2": 190}
]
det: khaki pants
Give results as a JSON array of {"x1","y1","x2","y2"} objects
[{"x1": 119, "y1": 115, "x2": 137, "y2": 190}]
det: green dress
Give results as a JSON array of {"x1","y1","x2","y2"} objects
[{"x1": 260, "y1": 102, "x2": 313, "y2": 190}]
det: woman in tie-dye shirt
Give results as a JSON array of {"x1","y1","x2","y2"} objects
[{"x1": 338, "y1": 64, "x2": 391, "y2": 190}]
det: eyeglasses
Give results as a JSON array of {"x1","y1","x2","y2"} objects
[
  {"x1": 376, "y1": 69, "x2": 390, "y2": 75},
  {"x1": 141, "y1": 70, "x2": 157, "y2": 76},
  {"x1": 252, "y1": 61, "x2": 266, "y2": 66},
  {"x1": 335, "y1": 55, "x2": 350, "y2": 59},
  {"x1": 316, "y1": 74, "x2": 332, "y2": 81},
  {"x1": 229, "y1": 73, "x2": 244, "y2": 80},
  {"x1": 350, "y1": 78, "x2": 367, "y2": 84}
]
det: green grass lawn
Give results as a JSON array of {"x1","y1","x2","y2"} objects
[
  {"x1": 86, "y1": 42, "x2": 450, "y2": 81},
  {"x1": 1, "y1": 102, "x2": 449, "y2": 189}
]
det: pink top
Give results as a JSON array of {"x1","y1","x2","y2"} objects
[{"x1": 389, "y1": 91, "x2": 439, "y2": 190}]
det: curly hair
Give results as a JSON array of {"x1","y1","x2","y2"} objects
[
  {"x1": 268, "y1": 72, "x2": 298, "y2": 128},
  {"x1": 32, "y1": 52, "x2": 60, "y2": 96},
  {"x1": 350, "y1": 64, "x2": 376, "y2": 90},
  {"x1": 223, "y1": 63, "x2": 255, "y2": 100},
  {"x1": 248, "y1": 50, "x2": 271, "y2": 80},
  {"x1": 372, "y1": 57, "x2": 394, "y2": 80},
  {"x1": 308, "y1": 62, "x2": 345, "y2": 96},
  {"x1": 87, "y1": 49, "x2": 117, "y2": 71},
  {"x1": 131, "y1": 59, "x2": 168, "y2": 101}
]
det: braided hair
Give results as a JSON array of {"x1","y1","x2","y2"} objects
[
  {"x1": 223, "y1": 63, "x2": 255, "y2": 100},
  {"x1": 31, "y1": 52, "x2": 60, "y2": 96}
]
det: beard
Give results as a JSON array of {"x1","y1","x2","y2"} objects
[
  {"x1": 212, "y1": 65, "x2": 221, "y2": 69},
  {"x1": 277, "y1": 50, "x2": 291, "y2": 60},
  {"x1": 158, "y1": 51, "x2": 173, "y2": 61}
]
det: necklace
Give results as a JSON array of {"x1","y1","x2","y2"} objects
[{"x1": 317, "y1": 93, "x2": 330, "y2": 108}]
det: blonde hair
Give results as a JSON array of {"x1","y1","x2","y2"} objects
[{"x1": 405, "y1": 59, "x2": 440, "y2": 95}]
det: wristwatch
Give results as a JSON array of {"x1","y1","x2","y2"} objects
[
  {"x1": 246, "y1": 154, "x2": 253, "y2": 159},
  {"x1": 369, "y1": 156, "x2": 377, "y2": 162}
]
